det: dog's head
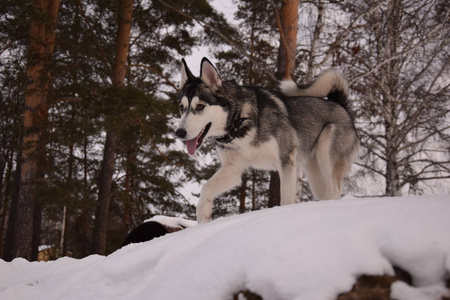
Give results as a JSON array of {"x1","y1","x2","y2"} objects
[{"x1": 175, "y1": 58, "x2": 229, "y2": 155}]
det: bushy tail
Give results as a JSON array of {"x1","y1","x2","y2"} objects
[{"x1": 279, "y1": 69, "x2": 350, "y2": 110}]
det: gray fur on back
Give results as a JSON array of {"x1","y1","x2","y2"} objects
[{"x1": 217, "y1": 80, "x2": 356, "y2": 163}]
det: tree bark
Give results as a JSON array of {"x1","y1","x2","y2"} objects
[
  {"x1": 276, "y1": 0, "x2": 299, "y2": 80},
  {"x1": 60, "y1": 142, "x2": 74, "y2": 256},
  {"x1": 3, "y1": 0, "x2": 59, "y2": 261},
  {"x1": 383, "y1": 0, "x2": 402, "y2": 196},
  {"x1": 268, "y1": 171, "x2": 281, "y2": 208},
  {"x1": 91, "y1": 0, "x2": 133, "y2": 255},
  {"x1": 91, "y1": 131, "x2": 118, "y2": 255},
  {"x1": 0, "y1": 151, "x2": 14, "y2": 257},
  {"x1": 270, "y1": 0, "x2": 298, "y2": 207},
  {"x1": 307, "y1": 0, "x2": 324, "y2": 81},
  {"x1": 239, "y1": 174, "x2": 247, "y2": 214},
  {"x1": 251, "y1": 171, "x2": 256, "y2": 211}
]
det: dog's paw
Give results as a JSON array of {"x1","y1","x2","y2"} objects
[
  {"x1": 196, "y1": 212, "x2": 211, "y2": 224},
  {"x1": 197, "y1": 217, "x2": 209, "y2": 224},
  {"x1": 196, "y1": 208, "x2": 212, "y2": 223},
  {"x1": 196, "y1": 197, "x2": 213, "y2": 223}
]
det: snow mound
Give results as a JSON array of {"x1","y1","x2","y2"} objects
[
  {"x1": 146, "y1": 215, "x2": 198, "y2": 229},
  {"x1": 0, "y1": 195, "x2": 449, "y2": 300}
]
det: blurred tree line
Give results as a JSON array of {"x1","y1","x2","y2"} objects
[{"x1": 0, "y1": 0, "x2": 448, "y2": 260}]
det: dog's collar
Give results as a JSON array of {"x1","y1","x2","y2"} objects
[{"x1": 215, "y1": 116, "x2": 249, "y2": 144}]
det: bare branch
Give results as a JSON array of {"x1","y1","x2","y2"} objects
[
  {"x1": 156, "y1": 0, "x2": 277, "y2": 82},
  {"x1": 355, "y1": 162, "x2": 385, "y2": 177},
  {"x1": 349, "y1": 15, "x2": 447, "y2": 85},
  {"x1": 274, "y1": 5, "x2": 290, "y2": 80},
  {"x1": 0, "y1": 39, "x2": 15, "y2": 57},
  {"x1": 318, "y1": 1, "x2": 386, "y2": 68},
  {"x1": 128, "y1": 64, "x2": 179, "y2": 92}
]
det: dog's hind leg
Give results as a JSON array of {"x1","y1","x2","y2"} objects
[
  {"x1": 305, "y1": 157, "x2": 330, "y2": 200},
  {"x1": 197, "y1": 164, "x2": 245, "y2": 223},
  {"x1": 306, "y1": 124, "x2": 341, "y2": 200},
  {"x1": 280, "y1": 147, "x2": 298, "y2": 205},
  {"x1": 295, "y1": 162, "x2": 303, "y2": 202},
  {"x1": 331, "y1": 137, "x2": 359, "y2": 195}
]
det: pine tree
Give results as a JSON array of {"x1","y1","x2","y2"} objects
[
  {"x1": 1, "y1": 0, "x2": 233, "y2": 258},
  {"x1": 3, "y1": 0, "x2": 60, "y2": 261},
  {"x1": 0, "y1": 0, "x2": 28, "y2": 257}
]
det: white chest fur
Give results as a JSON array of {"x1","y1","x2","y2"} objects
[{"x1": 216, "y1": 130, "x2": 280, "y2": 171}]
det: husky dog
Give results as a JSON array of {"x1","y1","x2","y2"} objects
[{"x1": 176, "y1": 58, "x2": 358, "y2": 223}]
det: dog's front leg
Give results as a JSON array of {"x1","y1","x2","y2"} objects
[
  {"x1": 197, "y1": 164, "x2": 244, "y2": 223},
  {"x1": 280, "y1": 148, "x2": 298, "y2": 205}
]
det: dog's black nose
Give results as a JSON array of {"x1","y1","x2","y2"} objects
[{"x1": 175, "y1": 128, "x2": 187, "y2": 139}]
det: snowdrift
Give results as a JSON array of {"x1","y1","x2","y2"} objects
[{"x1": 0, "y1": 195, "x2": 449, "y2": 300}]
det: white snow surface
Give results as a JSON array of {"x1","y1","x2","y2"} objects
[
  {"x1": 145, "y1": 215, "x2": 198, "y2": 229},
  {"x1": 1, "y1": 194, "x2": 449, "y2": 300}
]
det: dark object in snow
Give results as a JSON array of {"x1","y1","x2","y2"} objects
[
  {"x1": 337, "y1": 266, "x2": 413, "y2": 300},
  {"x1": 233, "y1": 290, "x2": 262, "y2": 300},
  {"x1": 121, "y1": 221, "x2": 168, "y2": 247}
]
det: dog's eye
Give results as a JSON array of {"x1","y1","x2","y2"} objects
[
  {"x1": 196, "y1": 104, "x2": 205, "y2": 111},
  {"x1": 179, "y1": 104, "x2": 185, "y2": 112}
]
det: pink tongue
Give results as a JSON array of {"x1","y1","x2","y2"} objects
[{"x1": 186, "y1": 136, "x2": 199, "y2": 155}]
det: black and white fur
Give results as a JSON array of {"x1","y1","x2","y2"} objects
[{"x1": 176, "y1": 58, "x2": 359, "y2": 223}]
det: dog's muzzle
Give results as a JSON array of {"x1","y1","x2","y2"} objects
[{"x1": 176, "y1": 123, "x2": 211, "y2": 156}]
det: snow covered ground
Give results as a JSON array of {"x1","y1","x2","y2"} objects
[{"x1": 0, "y1": 194, "x2": 449, "y2": 300}]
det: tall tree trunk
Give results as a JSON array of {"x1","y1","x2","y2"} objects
[
  {"x1": 3, "y1": 156, "x2": 21, "y2": 260},
  {"x1": 0, "y1": 151, "x2": 14, "y2": 257},
  {"x1": 31, "y1": 122, "x2": 48, "y2": 261},
  {"x1": 306, "y1": 0, "x2": 324, "y2": 81},
  {"x1": 92, "y1": 131, "x2": 118, "y2": 255},
  {"x1": 31, "y1": 189, "x2": 44, "y2": 261},
  {"x1": 276, "y1": 0, "x2": 299, "y2": 80},
  {"x1": 268, "y1": 172, "x2": 281, "y2": 208},
  {"x1": 239, "y1": 174, "x2": 247, "y2": 214},
  {"x1": 80, "y1": 133, "x2": 91, "y2": 258},
  {"x1": 123, "y1": 145, "x2": 137, "y2": 230},
  {"x1": 60, "y1": 142, "x2": 74, "y2": 256},
  {"x1": 91, "y1": 0, "x2": 133, "y2": 255},
  {"x1": 270, "y1": 0, "x2": 298, "y2": 207},
  {"x1": 251, "y1": 171, "x2": 256, "y2": 211},
  {"x1": 383, "y1": 0, "x2": 402, "y2": 196},
  {"x1": 3, "y1": 0, "x2": 59, "y2": 261},
  {"x1": 123, "y1": 156, "x2": 131, "y2": 230}
]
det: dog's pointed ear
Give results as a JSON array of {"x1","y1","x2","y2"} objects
[
  {"x1": 200, "y1": 57, "x2": 222, "y2": 92},
  {"x1": 180, "y1": 58, "x2": 194, "y2": 89}
]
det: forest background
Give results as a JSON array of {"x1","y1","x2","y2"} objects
[{"x1": 0, "y1": 0, "x2": 448, "y2": 260}]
